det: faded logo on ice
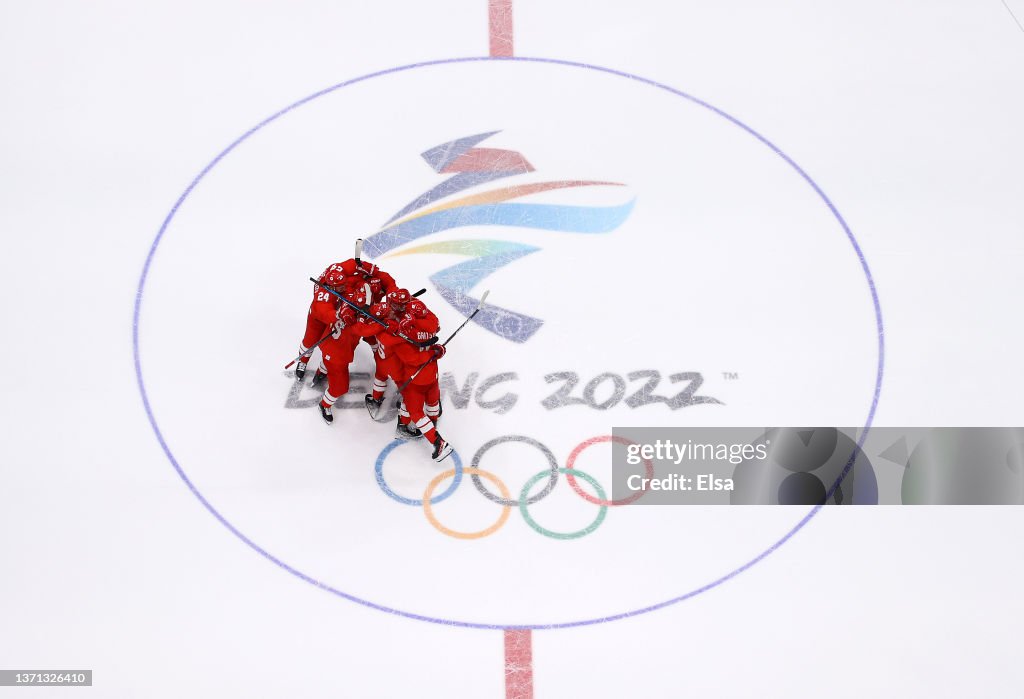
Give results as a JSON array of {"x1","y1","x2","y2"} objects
[{"x1": 361, "y1": 131, "x2": 635, "y2": 343}]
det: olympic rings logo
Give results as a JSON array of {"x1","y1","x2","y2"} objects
[{"x1": 374, "y1": 434, "x2": 655, "y2": 540}]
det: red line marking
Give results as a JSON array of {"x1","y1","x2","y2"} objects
[
  {"x1": 489, "y1": 0, "x2": 514, "y2": 57},
  {"x1": 504, "y1": 629, "x2": 533, "y2": 699},
  {"x1": 440, "y1": 147, "x2": 533, "y2": 174}
]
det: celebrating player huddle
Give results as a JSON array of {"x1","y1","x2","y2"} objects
[{"x1": 291, "y1": 249, "x2": 455, "y2": 463}]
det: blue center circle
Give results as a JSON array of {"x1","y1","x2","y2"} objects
[{"x1": 132, "y1": 55, "x2": 885, "y2": 630}]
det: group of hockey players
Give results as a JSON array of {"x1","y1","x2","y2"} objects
[{"x1": 294, "y1": 254, "x2": 453, "y2": 463}]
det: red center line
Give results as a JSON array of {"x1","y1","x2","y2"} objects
[
  {"x1": 494, "y1": 5, "x2": 524, "y2": 695},
  {"x1": 489, "y1": 0, "x2": 514, "y2": 57},
  {"x1": 504, "y1": 629, "x2": 534, "y2": 699}
]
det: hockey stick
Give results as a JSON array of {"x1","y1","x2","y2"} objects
[
  {"x1": 354, "y1": 238, "x2": 363, "y2": 268},
  {"x1": 309, "y1": 277, "x2": 433, "y2": 347},
  {"x1": 395, "y1": 290, "x2": 489, "y2": 393},
  {"x1": 284, "y1": 330, "x2": 332, "y2": 369},
  {"x1": 284, "y1": 290, "x2": 422, "y2": 369}
]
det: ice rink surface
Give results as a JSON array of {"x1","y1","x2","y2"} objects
[{"x1": 2, "y1": 1, "x2": 1024, "y2": 697}]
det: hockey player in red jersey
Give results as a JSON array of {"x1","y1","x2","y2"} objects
[
  {"x1": 295, "y1": 267, "x2": 345, "y2": 380},
  {"x1": 362, "y1": 288, "x2": 415, "y2": 415},
  {"x1": 398, "y1": 298, "x2": 443, "y2": 423},
  {"x1": 392, "y1": 310, "x2": 452, "y2": 462},
  {"x1": 294, "y1": 260, "x2": 397, "y2": 379},
  {"x1": 321, "y1": 259, "x2": 397, "y2": 303},
  {"x1": 315, "y1": 288, "x2": 381, "y2": 425}
]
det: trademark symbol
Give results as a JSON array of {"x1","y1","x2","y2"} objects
[{"x1": 722, "y1": 371, "x2": 739, "y2": 380}]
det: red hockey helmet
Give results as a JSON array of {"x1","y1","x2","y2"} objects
[
  {"x1": 387, "y1": 288, "x2": 411, "y2": 312},
  {"x1": 322, "y1": 268, "x2": 348, "y2": 291},
  {"x1": 343, "y1": 287, "x2": 367, "y2": 308},
  {"x1": 368, "y1": 300, "x2": 399, "y2": 323},
  {"x1": 406, "y1": 298, "x2": 430, "y2": 319}
]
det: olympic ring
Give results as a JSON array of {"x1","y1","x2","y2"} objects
[
  {"x1": 375, "y1": 439, "x2": 464, "y2": 506},
  {"x1": 470, "y1": 435, "x2": 559, "y2": 507},
  {"x1": 565, "y1": 435, "x2": 655, "y2": 506},
  {"x1": 374, "y1": 434, "x2": 632, "y2": 541},
  {"x1": 423, "y1": 467, "x2": 512, "y2": 540},
  {"x1": 519, "y1": 468, "x2": 608, "y2": 540}
]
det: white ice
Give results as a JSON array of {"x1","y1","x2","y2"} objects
[{"x1": 2, "y1": 1, "x2": 1023, "y2": 697}]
